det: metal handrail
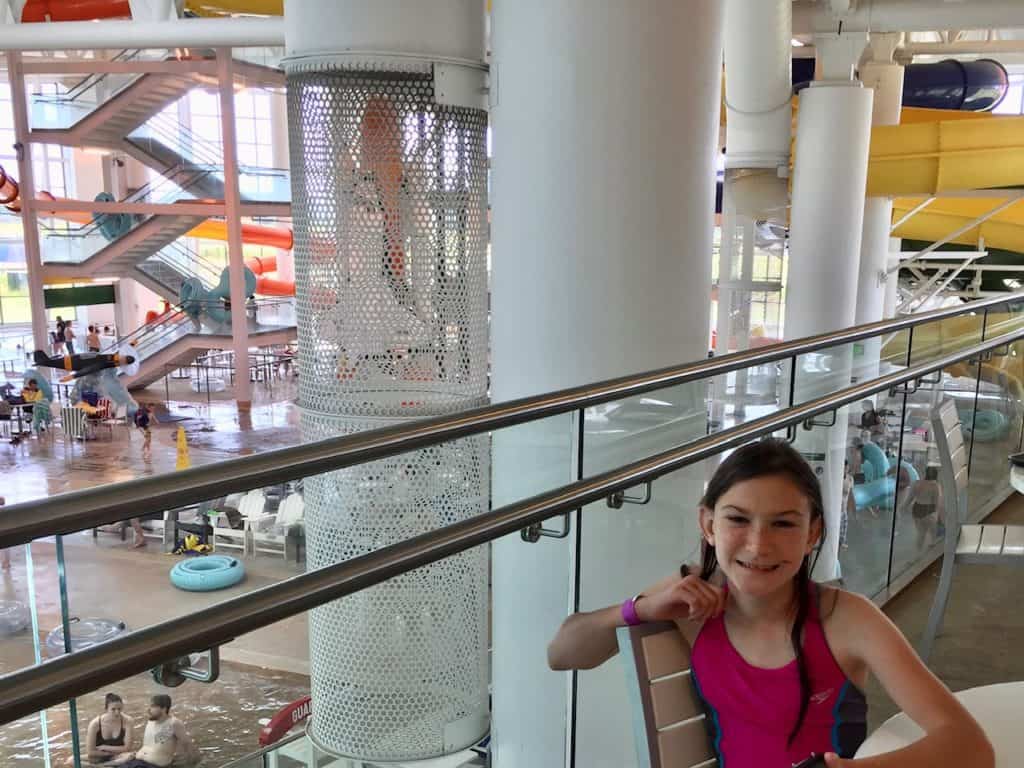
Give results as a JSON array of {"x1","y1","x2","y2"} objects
[
  {"x1": 219, "y1": 730, "x2": 307, "y2": 768},
  {"x1": 0, "y1": 327, "x2": 1020, "y2": 726},
  {"x1": 1, "y1": 292, "x2": 1021, "y2": 548}
]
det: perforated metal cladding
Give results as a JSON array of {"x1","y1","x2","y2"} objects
[
  {"x1": 288, "y1": 71, "x2": 489, "y2": 419},
  {"x1": 302, "y1": 414, "x2": 489, "y2": 760},
  {"x1": 287, "y1": 70, "x2": 490, "y2": 761}
]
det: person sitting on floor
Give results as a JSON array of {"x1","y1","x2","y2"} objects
[
  {"x1": 113, "y1": 694, "x2": 199, "y2": 768},
  {"x1": 85, "y1": 693, "x2": 135, "y2": 764}
]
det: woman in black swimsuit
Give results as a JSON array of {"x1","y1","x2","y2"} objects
[{"x1": 85, "y1": 693, "x2": 134, "y2": 764}]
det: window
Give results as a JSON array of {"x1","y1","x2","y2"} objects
[{"x1": 994, "y1": 72, "x2": 1024, "y2": 116}]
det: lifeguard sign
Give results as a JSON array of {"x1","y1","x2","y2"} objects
[{"x1": 259, "y1": 696, "x2": 312, "y2": 747}]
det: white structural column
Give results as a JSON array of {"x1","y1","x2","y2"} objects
[
  {"x1": 283, "y1": 1, "x2": 490, "y2": 762},
  {"x1": 718, "y1": 0, "x2": 792, "y2": 415},
  {"x1": 856, "y1": 35, "x2": 905, "y2": 378},
  {"x1": 490, "y1": 3, "x2": 724, "y2": 766},
  {"x1": 7, "y1": 52, "x2": 50, "y2": 352},
  {"x1": 785, "y1": 33, "x2": 873, "y2": 581},
  {"x1": 217, "y1": 48, "x2": 252, "y2": 407},
  {"x1": 723, "y1": 0, "x2": 791, "y2": 172}
]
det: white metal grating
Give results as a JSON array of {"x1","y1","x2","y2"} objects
[
  {"x1": 289, "y1": 71, "x2": 489, "y2": 419},
  {"x1": 288, "y1": 69, "x2": 490, "y2": 761}
]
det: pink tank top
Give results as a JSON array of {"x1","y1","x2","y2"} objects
[{"x1": 690, "y1": 584, "x2": 867, "y2": 766}]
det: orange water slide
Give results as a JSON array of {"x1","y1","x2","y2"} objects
[
  {"x1": 19, "y1": 0, "x2": 283, "y2": 22},
  {"x1": 3, "y1": 165, "x2": 295, "y2": 297},
  {"x1": 20, "y1": 0, "x2": 131, "y2": 22},
  {"x1": 245, "y1": 253, "x2": 294, "y2": 296},
  {"x1": 3, "y1": 163, "x2": 292, "y2": 249}
]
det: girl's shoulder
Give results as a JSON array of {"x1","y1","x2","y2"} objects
[{"x1": 817, "y1": 583, "x2": 888, "y2": 682}]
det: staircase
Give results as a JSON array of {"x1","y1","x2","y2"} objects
[
  {"x1": 30, "y1": 55, "x2": 288, "y2": 200},
  {"x1": 43, "y1": 214, "x2": 208, "y2": 294},
  {"x1": 112, "y1": 305, "x2": 297, "y2": 390},
  {"x1": 134, "y1": 242, "x2": 223, "y2": 299}
]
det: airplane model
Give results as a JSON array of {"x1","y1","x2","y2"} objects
[{"x1": 33, "y1": 349, "x2": 136, "y2": 382}]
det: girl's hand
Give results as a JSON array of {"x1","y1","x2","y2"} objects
[
  {"x1": 824, "y1": 752, "x2": 852, "y2": 767},
  {"x1": 635, "y1": 574, "x2": 725, "y2": 623}
]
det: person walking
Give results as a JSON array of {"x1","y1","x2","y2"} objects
[{"x1": 63, "y1": 320, "x2": 76, "y2": 355}]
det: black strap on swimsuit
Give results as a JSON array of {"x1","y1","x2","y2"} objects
[{"x1": 95, "y1": 723, "x2": 125, "y2": 747}]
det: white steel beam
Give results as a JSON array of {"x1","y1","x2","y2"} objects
[
  {"x1": 794, "y1": 0, "x2": 1024, "y2": 34},
  {"x1": 888, "y1": 198, "x2": 1021, "y2": 273},
  {"x1": 29, "y1": 199, "x2": 227, "y2": 216},
  {"x1": 21, "y1": 59, "x2": 219, "y2": 75},
  {"x1": 0, "y1": 17, "x2": 283, "y2": 52},
  {"x1": 890, "y1": 197, "x2": 934, "y2": 233}
]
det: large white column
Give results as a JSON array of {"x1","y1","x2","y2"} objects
[
  {"x1": 855, "y1": 36, "x2": 904, "y2": 378},
  {"x1": 490, "y1": 3, "x2": 724, "y2": 766},
  {"x1": 723, "y1": 0, "x2": 791, "y2": 172},
  {"x1": 785, "y1": 32, "x2": 872, "y2": 581},
  {"x1": 717, "y1": 0, "x2": 791, "y2": 417}
]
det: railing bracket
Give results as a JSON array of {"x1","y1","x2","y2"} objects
[
  {"x1": 520, "y1": 512, "x2": 571, "y2": 543},
  {"x1": 607, "y1": 481, "x2": 653, "y2": 509},
  {"x1": 802, "y1": 410, "x2": 837, "y2": 430}
]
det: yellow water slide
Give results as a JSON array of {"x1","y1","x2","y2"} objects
[
  {"x1": 183, "y1": 0, "x2": 281, "y2": 16},
  {"x1": 867, "y1": 111, "x2": 1024, "y2": 252}
]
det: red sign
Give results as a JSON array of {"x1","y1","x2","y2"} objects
[{"x1": 258, "y1": 696, "x2": 312, "y2": 747}]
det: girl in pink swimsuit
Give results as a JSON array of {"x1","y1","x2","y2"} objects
[{"x1": 549, "y1": 439, "x2": 993, "y2": 768}]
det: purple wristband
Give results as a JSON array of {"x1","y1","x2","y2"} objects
[{"x1": 621, "y1": 594, "x2": 643, "y2": 626}]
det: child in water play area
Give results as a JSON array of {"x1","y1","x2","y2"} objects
[{"x1": 548, "y1": 440, "x2": 992, "y2": 768}]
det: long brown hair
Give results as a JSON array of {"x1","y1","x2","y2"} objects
[{"x1": 697, "y1": 439, "x2": 826, "y2": 746}]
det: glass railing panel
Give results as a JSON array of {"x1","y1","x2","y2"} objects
[
  {"x1": 790, "y1": 329, "x2": 912, "y2": 407},
  {"x1": 981, "y1": 297, "x2": 1024, "y2": 339},
  {"x1": 0, "y1": 539, "x2": 74, "y2": 768},
  {"x1": 233, "y1": 47, "x2": 286, "y2": 71},
  {"x1": 129, "y1": 121, "x2": 224, "y2": 170},
  {"x1": 966, "y1": 336, "x2": 1024, "y2": 519},
  {"x1": 788, "y1": 332, "x2": 911, "y2": 592},
  {"x1": 886, "y1": 363, "x2": 960, "y2": 584},
  {"x1": 573, "y1": 381, "x2": 706, "y2": 767},
  {"x1": 15, "y1": 634, "x2": 313, "y2": 768},
  {"x1": 38, "y1": 208, "x2": 199, "y2": 267},
  {"x1": 707, "y1": 359, "x2": 786, "y2": 438},
  {"x1": 908, "y1": 308, "x2": 986, "y2": 367},
  {"x1": 839, "y1": 383, "x2": 912, "y2": 597},
  {"x1": 237, "y1": 169, "x2": 292, "y2": 203},
  {"x1": 28, "y1": 97, "x2": 96, "y2": 131},
  {"x1": 491, "y1": 409, "x2": 574, "y2": 764}
]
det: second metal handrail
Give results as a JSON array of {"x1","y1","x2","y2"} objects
[
  {"x1": 0, "y1": 327, "x2": 1019, "y2": 727},
  {"x1": 2, "y1": 292, "x2": 1021, "y2": 548}
]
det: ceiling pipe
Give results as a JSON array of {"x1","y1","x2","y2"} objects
[
  {"x1": 794, "y1": 0, "x2": 1024, "y2": 35},
  {"x1": 906, "y1": 40, "x2": 1024, "y2": 56},
  {"x1": 0, "y1": 16, "x2": 283, "y2": 50}
]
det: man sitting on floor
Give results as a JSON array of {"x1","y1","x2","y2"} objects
[{"x1": 113, "y1": 694, "x2": 199, "y2": 767}]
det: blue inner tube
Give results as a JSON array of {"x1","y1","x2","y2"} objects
[
  {"x1": 0, "y1": 599, "x2": 30, "y2": 636},
  {"x1": 170, "y1": 555, "x2": 245, "y2": 592},
  {"x1": 962, "y1": 408, "x2": 1010, "y2": 443},
  {"x1": 45, "y1": 618, "x2": 129, "y2": 657}
]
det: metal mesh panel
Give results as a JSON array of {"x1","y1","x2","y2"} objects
[
  {"x1": 290, "y1": 71, "x2": 489, "y2": 419},
  {"x1": 288, "y1": 70, "x2": 490, "y2": 761}
]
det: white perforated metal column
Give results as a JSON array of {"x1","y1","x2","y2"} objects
[{"x1": 283, "y1": 1, "x2": 489, "y2": 761}]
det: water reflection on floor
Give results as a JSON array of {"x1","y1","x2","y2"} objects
[
  {"x1": 2, "y1": 381, "x2": 309, "y2": 766},
  {"x1": 0, "y1": 663, "x2": 310, "y2": 767}
]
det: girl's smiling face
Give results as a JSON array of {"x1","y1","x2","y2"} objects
[{"x1": 699, "y1": 474, "x2": 821, "y2": 597}]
